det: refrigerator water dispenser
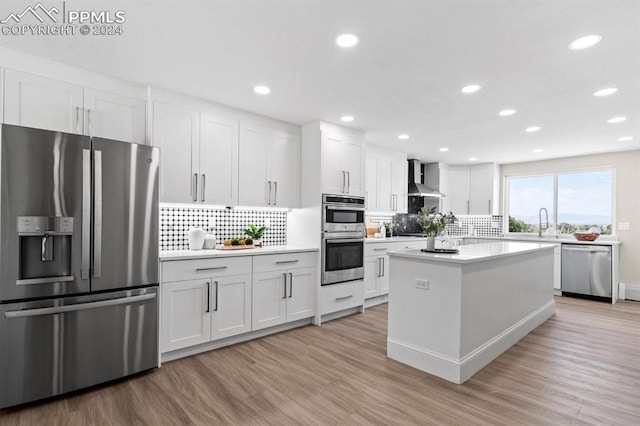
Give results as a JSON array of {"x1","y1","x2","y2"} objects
[{"x1": 17, "y1": 216, "x2": 74, "y2": 285}]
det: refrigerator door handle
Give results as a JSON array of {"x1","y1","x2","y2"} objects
[
  {"x1": 82, "y1": 149, "x2": 91, "y2": 280},
  {"x1": 4, "y1": 293, "x2": 157, "y2": 319},
  {"x1": 93, "y1": 150, "x2": 103, "y2": 279}
]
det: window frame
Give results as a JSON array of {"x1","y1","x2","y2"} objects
[{"x1": 503, "y1": 167, "x2": 616, "y2": 237}]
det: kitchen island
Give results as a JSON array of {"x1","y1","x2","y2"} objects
[{"x1": 387, "y1": 241, "x2": 556, "y2": 384}]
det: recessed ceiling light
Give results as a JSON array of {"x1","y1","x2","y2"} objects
[
  {"x1": 533, "y1": 149, "x2": 544, "y2": 153},
  {"x1": 618, "y1": 136, "x2": 633, "y2": 142},
  {"x1": 439, "y1": 147, "x2": 449, "y2": 152},
  {"x1": 525, "y1": 126, "x2": 541, "y2": 132},
  {"x1": 468, "y1": 157, "x2": 478, "y2": 161},
  {"x1": 568, "y1": 34, "x2": 603, "y2": 50},
  {"x1": 340, "y1": 115, "x2": 354, "y2": 122},
  {"x1": 607, "y1": 116, "x2": 626, "y2": 124},
  {"x1": 498, "y1": 109, "x2": 517, "y2": 116},
  {"x1": 461, "y1": 84, "x2": 482, "y2": 94},
  {"x1": 253, "y1": 85, "x2": 271, "y2": 95},
  {"x1": 593, "y1": 87, "x2": 618, "y2": 97},
  {"x1": 398, "y1": 134, "x2": 410, "y2": 140},
  {"x1": 336, "y1": 34, "x2": 358, "y2": 48}
]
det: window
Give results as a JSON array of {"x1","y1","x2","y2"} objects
[{"x1": 506, "y1": 169, "x2": 613, "y2": 235}]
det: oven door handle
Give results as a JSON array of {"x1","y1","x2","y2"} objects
[
  {"x1": 325, "y1": 205, "x2": 365, "y2": 212},
  {"x1": 325, "y1": 238, "x2": 365, "y2": 244}
]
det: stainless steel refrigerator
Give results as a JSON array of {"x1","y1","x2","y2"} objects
[{"x1": 0, "y1": 124, "x2": 160, "y2": 409}]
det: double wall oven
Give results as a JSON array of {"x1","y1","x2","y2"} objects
[{"x1": 322, "y1": 194, "x2": 365, "y2": 286}]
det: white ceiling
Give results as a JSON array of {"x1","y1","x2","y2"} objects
[{"x1": 1, "y1": 0, "x2": 638, "y2": 164}]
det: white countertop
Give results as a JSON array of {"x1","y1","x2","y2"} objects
[
  {"x1": 389, "y1": 241, "x2": 556, "y2": 264},
  {"x1": 462, "y1": 235, "x2": 621, "y2": 246},
  {"x1": 160, "y1": 245, "x2": 318, "y2": 261},
  {"x1": 365, "y1": 236, "x2": 426, "y2": 244}
]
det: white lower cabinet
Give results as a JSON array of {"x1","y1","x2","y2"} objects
[
  {"x1": 161, "y1": 279, "x2": 211, "y2": 352},
  {"x1": 161, "y1": 251, "x2": 317, "y2": 355},
  {"x1": 364, "y1": 243, "x2": 394, "y2": 299},
  {"x1": 211, "y1": 275, "x2": 252, "y2": 340},
  {"x1": 161, "y1": 274, "x2": 251, "y2": 352},
  {"x1": 252, "y1": 266, "x2": 316, "y2": 331}
]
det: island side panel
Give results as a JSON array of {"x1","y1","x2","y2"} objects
[
  {"x1": 387, "y1": 256, "x2": 463, "y2": 382},
  {"x1": 459, "y1": 247, "x2": 555, "y2": 382}
]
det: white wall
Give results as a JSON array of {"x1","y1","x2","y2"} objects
[{"x1": 501, "y1": 150, "x2": 640, "y2": 286}]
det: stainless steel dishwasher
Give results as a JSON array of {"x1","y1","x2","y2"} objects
[{"x1": 561, "y1": 244, "x2": 612, "y2": 301}]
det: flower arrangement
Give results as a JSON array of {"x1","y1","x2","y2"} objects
[{"x1": 417, "y1": 207, "x2": 457, "y2": 237}]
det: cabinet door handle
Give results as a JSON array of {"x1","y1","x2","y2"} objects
[
  {"x1": 87, "y1": 109, "x2": 93, "y2": 136},
  {"x1": 193, "y1": 173, "x2": 198, "y2": 202},
  {"x1": 335, "y1": 295, "x2": 353, "y2": 301},
  {"x1": 267, "y1": 181, "x2": 272, "y2": 205},
  {"x1": 378, "y1": 258, "x2": 382, "y2": 277},
  {"x1": 276, "y1": 260, "x2": 299, "y2": 264},
  {"x1": 467, "y1": 200, "x2": 470, "y2": 214},
  {"x1": 205, "y1": 282, "x2": 210, "y2": 313},
  {"x1": 488, "y1": 199, "x2": 492, "y2": 214},
  {"x1": 76, "y1": 107, "x2": 81, "y2": 133},
  {"x1": 347, "y1": 171, "x2": 350, "y2": 194},
  {"x1": 214, "y1": 281, "x2": 219, "y2": 312},
  {"x1": 381, "y1": 257, "x2": 385, "y2": 277},
  {"x1": 283, "y1": 273, "x2": 287, "y2": 299},
  {"x1": 365, "y1": 191, "x2": 368, "y2": 209},
  {"x1": 273, "y1": 181, "x2": 278, "y2": 205},
  {"x1": 395, "y1": 194, "x2": 398, "y2": 211},
  {"x1": 196, "y1": 266, "x2": 227, "y2": 272},
  {"x1": 201, "y1": 174, "x2": 206, "y2": 202},
  {"x1": 342, "y1": 171, "x2": 346, "y2": 193},
  {"x1": 289, "y1": 272, "x2": 293, "y2": 298}
]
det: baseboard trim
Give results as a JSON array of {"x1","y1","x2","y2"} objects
[
  {"x1": 161, "y1": 317, "x2": 313, "y2": 363},
  {"x1": 620, "y1": 283, "x2": 640, "y2": 301},
  {"x1": 387, "y1": 299, "x2": 556, "y2": 384},
  {"x1": 364, "y1": 294, "x2": 388, "y2": 308},
  {"x1": 321, "y1": 306, "x2": 363, "y2": 324}
]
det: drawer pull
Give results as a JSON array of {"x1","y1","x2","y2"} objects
[
  {"x1": 276, "y1": 260, "x2": 299, "y2": 264},
  {"x1": 373, "y1": 248, "x2": 388, "y2": 251},
  {"x1": 196, "y1": 266, "x2": 227, "y2": 272},
  {"x1": 335, "y1": 295, "x2": 353, "y2": 301}
]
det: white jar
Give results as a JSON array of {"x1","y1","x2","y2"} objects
[
  {"x1": 188, "y1": 228, "x2": 205, "y2": 250},
  {"x1": 203, "y1": 234, "x2": 216, "y2": 249}
]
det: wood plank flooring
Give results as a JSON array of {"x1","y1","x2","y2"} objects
[{"x1": 1, "y1": 296, "x2": 639, "y2": 425}]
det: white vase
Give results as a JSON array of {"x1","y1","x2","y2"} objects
[
  {"x1": 426, "y1": 236, "x2": 436, "y2": 251},
  {"x1": 188, "y1": 228, "x2": 205, "y2": 250}
]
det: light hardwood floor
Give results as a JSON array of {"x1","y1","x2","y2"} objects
[{"x1": 1, "y1": 296, "x2": 639, "y2": 425}]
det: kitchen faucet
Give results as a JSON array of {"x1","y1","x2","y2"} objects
[{"x1": 538, "y1": 208, "x2": 549, "y2": 238}]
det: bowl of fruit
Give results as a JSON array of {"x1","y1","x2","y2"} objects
[{"x1": 217, "y1": 237, "x2": 255, "y2": 250}]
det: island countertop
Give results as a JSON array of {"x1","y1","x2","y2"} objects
[{"x1": 389, "y1": 241, "x2": 556, "y2": 264}]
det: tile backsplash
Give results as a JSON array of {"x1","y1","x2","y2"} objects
[
  {"x1": 160, "y1": 206, "x2": 287, "y2": 251},
  {"x1": 392, "y1": 213, "x2": 503, "y2": 237}
]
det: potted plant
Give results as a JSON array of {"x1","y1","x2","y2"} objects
[
  {"x1": 417, "y1": 207, "x2": 457, "y2": 250},
  {"x1": 244, "y1": 223, "x2": 266, "y2": 247}
]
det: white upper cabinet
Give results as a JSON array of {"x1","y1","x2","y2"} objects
[
  {"x1": 447, "y1": 163, "x2": 500, "y2": 215},
  {"x1": 365, "y1": 145, "x2": 407, "y2": 213},
  {"x1": 239, "y1": 123, "x2": 271, "y2": 206},
  {"x1": 4, "y1": 69, "x2": 83, "y2": 134},
  {"x1": 270, "y1": 131, "x2": 301, "y2": 208},
  {"x1": 200, "y1": 113, "x2": 239, "y2": 206},
  {"x1": 153, "y1": 101, "x2": 200, "y2": 204},
  {"x1": 469, "y1": 163, "x2": 500, "y2": 215},
  {"x1": 448, "y1": 166, "x2": 471, "y2": 215},
  {"x1": 239, "y1": 123, "x2": 301, "y2": 208},
  {"x1": 83, "y1": 88, "x2": 146, "y2": 144},
  {"x1": 3, "y1": 69, "x2": 146, "y2": 143},
  {"x1": 321, "y1": 132, "x2": 365, "y2": 196}
]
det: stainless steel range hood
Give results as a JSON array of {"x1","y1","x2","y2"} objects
[{"x1": 407, "y1": 159, "x2": 445, "y2": 198}]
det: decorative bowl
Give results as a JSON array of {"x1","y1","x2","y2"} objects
[{"x1": 573, "y1": 232, "x2": 600, "y2": 241}]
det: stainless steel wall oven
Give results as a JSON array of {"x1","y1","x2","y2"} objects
[{"x1": 321, "y1": 194, "x2": 365, "y2": 285}]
